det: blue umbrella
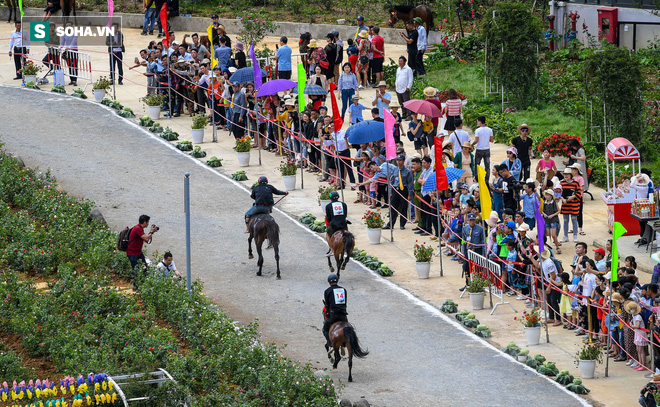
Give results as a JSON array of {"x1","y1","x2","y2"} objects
[
  {"x1": 229, "y1": 67, "x2": 267, "y2": 85},
  {"x1": 345, "y1": 120, "x2": 385, "y2": 144},
  {"x1": 290, "y1": 83, "x2": 328, "y2": 96},
  {"x1": 421, "y1": 168, "x2": 465, "y2": 194},
  {"x1": 444, "y1": 167, "x2": 465, "y2": 184},
  {"x1": 255, "y1": 79, "x2": 296, "y2": 96}
]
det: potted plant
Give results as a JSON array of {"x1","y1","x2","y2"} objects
[
  {"x1": 363, "y1": 210, "x2": 384, "y2": 245},
  {"x1": 279, "y1": 159, "x2": 298, "y2": 191},
  {"x1": 191, "y1": 114, "x2": 207, "y2": 144},
  {"x1": 536, "y1": 132, "x2": 580, "y2": 171},
  {"x1": 317, "y1": 185, "x2": 337, "y2": 214},
  {"x1": 466, "y1": 275, "x2": 489, "y2": 310},
  {"x1": 517, "y1": 348, "x2": 530, "y2": 363},
  {"x1": 413, "y1": 241, "x2": 434, "y2": 279},
  {"x1": 92, "y1": 76, "x2": 112, "y2": 102},
  {"x1": 19, "y1": 61, "x2": 41, "y2": 86},
  {"x1": 142, "y1": 94, "x2": 165, "y2": 120},
  {"x1": 575, "y1": 343, "x2": 602, "y2": 379},
  {"x1": 235, "y1": 136, "x2": 252, "y2": 167},
  {"x1": 516, "y1": 307, "x2": 544, "y2": 346}
]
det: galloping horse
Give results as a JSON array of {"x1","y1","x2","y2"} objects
[
  {"x1": 247, "y1": 214, "x2": 281, "y2": 279},
  {"x1": 323, "y1": 306, "x2": 369, "y2": 382},
  {"x1": 5, "y1": 0, "x2": 17, "y2": 23},
  {"x1": 387, "y1": 5, "x2": 434, "y2": 36},
  {"x1": 327, "y1": 230, "x2": 355, "y2": 280}
]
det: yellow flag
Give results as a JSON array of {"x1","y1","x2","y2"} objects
[
  {"x1": 206, "y1": 25, "x2": 218, "y2": 69},
  {"x1": 477, "y1": 165, "x2": 491, "y2": 220}
]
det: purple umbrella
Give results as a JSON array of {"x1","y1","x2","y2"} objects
[{"x1": 255, "y1": 79, "x2": 297, "y2": 97}]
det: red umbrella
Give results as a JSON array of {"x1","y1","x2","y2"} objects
[{"x1": 403, "y1": 99, "x2": 442, "y2": 118}]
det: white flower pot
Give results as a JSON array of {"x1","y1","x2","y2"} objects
[
  {"x1": 524, "y1": 326, "x2": 542, "y2": 346},
  {"x1": 367, "y1": 228, "x2": 381, "y2": 245},
  {"x1": 192, "y1": 128, "x2": 205, "y2": 144},
  {"x1": 282, "y1": 174, "x2": 297, "y2": 191},
  {"x1": 469, "y1": 292, "x2": 485, "y2": 310},
  {"x1": 416, "y1": 262, "x2": 431, "y2": 279},
  {"x1": 148, "y1": 105, "x2": 161, "y2": 120},
  {"x1": 319, "y1": 199, "x2": 331, "y2": 214},
  {"x1": 578, "y1": 359, "x2": 597, "y2": 379},
  {"x1": 237, "y1": 151, "x2": 250, "y2": 167},
  {"x1": 517, "y1": 355, "x2": 528, "y2": 363},
  {"x1": 23, "y1": 75, "x2": 36, "y2": 85},
  {"x1": 93, "y1": 89, "x2": 105, "y2": 102}
]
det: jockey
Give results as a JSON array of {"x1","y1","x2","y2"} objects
[
  {"x1": 323, "y1": 273, "x2": 348, "y2": 348},
  {"x1": 245, "y1": 176, "x2": 287, "y2": 233},
  {"x1": 325, "y1": 190, "x2": 349, "y2": 256}
]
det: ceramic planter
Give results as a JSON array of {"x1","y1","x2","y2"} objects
[
  {"x1": 237, "y1": 151, "x2": 250, "y2": 167},
  {"x1": 23, "y1": 75, "x2": 36, "y2": 85},
  {"x1": 93, "y1": 89, "x2": 105, "y2": 102},
  {"x1": 524, "y1": 326, "x2": 541, "y2": 346},
  {"x1": 517, "y1": 355, "x2": 528, "y2": 363},
  {"x1": 469, "y1": 292, "x2": 485, "y2": 310},
  {"x1": 282, "y1": 175, "x2": 296, "y2": 191},
  {"x1": 319, "y1": 199, "x2": 330, "y2": 215},
  {"x1": 192, "y1": 128, "x2": 205, "y2": 144},
  {"x1": 416, "y1": 262, "x2": 431, "y2": 279},
  {"x1": 578, "y1": 359, "x2": 597, "y2": 379},
  {"x1": 148, "y1": 105, "x2": 161, "y2": 121},
  {"x1": 367, "y1": 228, "x2": 381, "y2": 245}
]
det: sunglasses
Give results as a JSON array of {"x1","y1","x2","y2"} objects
[{"x1": 521, "y1": 128, "x2": 528, "y2": 132}]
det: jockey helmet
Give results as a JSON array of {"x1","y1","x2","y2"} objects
[
  {"x1": 329, "y1": 191, "x2": 340, "y2": 201},
  {"x1": 258, "y1": 176, "x2": 268, "y2": 184},
  {"x1": 328, "y1": 273, "x2": 339, "y2": 284}
]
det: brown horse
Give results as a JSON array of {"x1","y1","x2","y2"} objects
[
  {"x1": 323, "y1": 306, "x2": 368, "y2": 382},
  {"x1": 247, "y1": 214, "x2": 281, "y2": 279},
  {"x1": 387, "y1": 5, "x2": 434, "y2": 36},
  {"x1": 60, "y1": 0, "x2": 77, "y2": 22},
  {"x1": 6, "y1": 0, "x2": 17, "y2": 23},
  {"x1": 326, "y1": 229, "x2": 355, "y2": 280}
]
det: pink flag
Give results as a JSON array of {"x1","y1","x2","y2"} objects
[
  {"x1": 106, "y1": 0, "x2": 114, "y2": 27},
  {"x1": 383, "y1": 108, "x2": 396, "y2": 160}
]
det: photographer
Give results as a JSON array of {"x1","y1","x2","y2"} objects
[
  {"x1": 495, "y1": 165, "x2": 522, "y2": 213},
  {"x1": 126, "y1": 214, "x2": 159, "y2": 288}
]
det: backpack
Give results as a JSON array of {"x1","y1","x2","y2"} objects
[{"x1": 117, "y1": 225, "x2": 138, "y2": 252}]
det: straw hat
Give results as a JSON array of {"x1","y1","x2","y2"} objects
[
  {"x1": 563, "y1": 168, "x2": 573, "y2": 174},
  {"x1": 517, "y1": 223, "x2": 530, "y2": 233},
  {"x1": 540, "y1": 250, "x2": 552, "y2": 260},
  {"x1": 228, "y1": 66, "x2": 238, "y2": 73},
  {"x1": 624, "y1": 300, "x2": 641, "y2": 316},
  {"x1": 611, "y1": 292, "x2": 624, "y2": 304},
  {"x1": 377, "y1": 80, "x2": 388, "y2": 88},
  {"x1": 423, "y1": 87, "x2": 437, "y2": 97},
  {"x1": 485, "y1": 211, "x2": 500, "y2": 228},
  {"x1": 284, "y1": 99, "x2": 295, "y2": 106},
  {"x1": 358, "y1": 30, "x2": 369, "y2": 39},
  {"x1": 351, "y1": 94, "x2": 360, "y2": 100},
  {"x1": 389, "y1": 100, "x2": 400, "y2": 108},
  {"x1": 518, "y1": 123, "x2": 531, "y2": 132},
  {"x1": 309, "y1": 39, "x2": 318, "y2": 48},
  {"x1": 652, "y1": 373, "x2": 660, "y2": 383},
  {"x1": 569, "y1": 163, "x2": 584, "y2": 175},
  {"x1": 461, "y1": 141, "x2": 473, "y2": 150},
  {"x1": 634, "y1": 173, "x2": 651, "y2": 186},
  {"x1": 543, "y1": 189, "x2": 554, "y2": 196}
]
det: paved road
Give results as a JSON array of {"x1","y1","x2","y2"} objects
[{"x1": 0, "y1": 86, "x2": 589, "y2": 406}]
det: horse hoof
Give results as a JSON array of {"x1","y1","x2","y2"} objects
[
  {"x1": 329, "y1": 267, "x2": 334, "y2": 273},
  {"x1": 248, "y1": 254, "x2": 254, "y2": 259},
  {"x1": 348, "y1": 377, "x2": 353, "y2": 382},
  {"x1": 276, "y1": 275, "x2": 281, "y2": 280},
  {"x1": 256, "y1": 271, "x2": 262, "y2": 276}
]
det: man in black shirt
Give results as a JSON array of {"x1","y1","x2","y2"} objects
[
  {"x1": 497, "y1": 165, "x2": 519, "y2": 212},
  {"x1": 399, "y1": 20, "x2": 418, "y2": 76},
  {"x1": 511, "y1": 124, "x2": 534, "y2": 181},
  {"x1": 245, "y1": 176, "x2": 287, "y2": 232},
  {"x1": 323, "y1": 273, "x2": 348, "y2": 348}
]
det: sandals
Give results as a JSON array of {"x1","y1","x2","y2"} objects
[
  {"x1": 579, "y1": 231, "x2": 586, "y2": 235},
  {"x1": 555, "y1": 247, "x2": 562, "y2": 254}
]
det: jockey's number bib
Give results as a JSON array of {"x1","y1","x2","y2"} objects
[
  {"x1": 332, "y1": 203, "x2": 344, "y2": 216},
  {"x1": 333, "y1": 288, "x2": 346, "y2": 304}
]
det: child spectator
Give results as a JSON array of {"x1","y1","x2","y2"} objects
[{"x1": 348, "y1": 95, "x2": 367, "y2": 124}]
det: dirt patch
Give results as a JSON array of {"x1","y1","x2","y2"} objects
[{"x1": 0, "y1": 329, "x2": 58, "y2": 378}]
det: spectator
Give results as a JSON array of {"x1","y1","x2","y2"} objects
[
  {"x1": 9, "y1": 21, "x2": 30, "y2": 81},
  {"x1": 371, "y1": 107, "x2": 384, "y2": 122},
  {"x1": 448, "y1": 118, "x2": 470, "y2": 157},
  {"x1": 214, "y1": 37, "x2": 231, "y2": 70},
  {"x1": 126, "y1": 214, "x2": 158, "y2": 288},
  {"x1": 43, "y1": 0, "x2": 62, "y2": 21},
  {"x1": 423, "y1": 87, "x2": 443, "y2": 141},
  {"x1": 407, "y1": 113, "x2": 424, "y2": 155},
  {"x1": 442, "y1": 89, "x2": 463, "y2": 136},
  {"x1": 106, "y1": 23, "x2": 125, "y2": 85},
  {"x1": 274, "y1": 36, "x2": 292, "y2": 79},
  {"x1": 309, "y1": 65, "x2": 329, "y2": 92},
  {"x1": 333, "y1": 31, "x2": 344, "y2": 82},
  {"x1": 355, "y1": 30, "x2": 371, "y2": 89},
  {"x1": 395, "y1": 56, "x2": 413, "y2": 119},
  {"x1": 60, "y1": 21, "x2": 78, "y2": 86},
  {"x1": 511, "y1": 124, "x2": 534, "y2": 181},
  {"x1": 413, "y1": 17, "x2": 427, "y2": 76},
  {"x1": 141, "y1": 0, "x2": 157, "y2": 35},
  {"x1": 337, "y1": 63, "x2": 359, "y2": 120},
  {"x1": 570, "y1": 163, "x2": 586, "y2": 237},
  {"x1": 399, "y1": 20, "x2": 418, "y2": 75},
  {"x1": 473, "y1": 116, "x2": 494, "y2": 182},
  {"x1": 540, "y1": 250, "x2": 563, "y2": 326},
  {"x1": 348, "y1": 94, "x2": 367, "y2": 125},
  {"x1": 323, "y1": 33, "x2": 337, "y2": 83},
  {"x1": 498, "y1": 165, "x2": 518, "y2": 213},
  {"x1": 371, "y1": 26, "x2": 385, "y2": 85},
  {"x1": 346, "y1": 39, "x2": 358, "y2": 73},
  {"x1": 233, "y1": 42, "x2": 246, "y2": 69},
  {"x1": 354, "y1": 15, "x2": 368, "y2": 39},
  {"x1": 371, "y1": 81, "x2": 391, "y2": 118},
  {"x1": 490, "y1": 166, "x2": 504, "y2": 218},
  {"x1": 560, "y1": 168, "x2": 582, "y2": 243},
  {"x1": 542, "y1": 189, "x2": 562, "y2": 253},
  {"x1": 156, "y1": 252, "x2": 181, "y2": 278},
  {"x1": 462, "y1": 212, "x2": 486, "y2": 287},
  {"x1": 519, "y1": 182, "x2": 538, "y2": 230},
  {"x1": 501, "y1": 147, "x2": 522, "y2": 181},
  {"x1": 454, "y1": 142, "x2": 475, "y2": 186}
]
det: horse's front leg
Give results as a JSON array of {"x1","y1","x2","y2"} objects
[
  {"x1": 327, "y1": 255, "x2": 334, "y2": 272},
  {"x1": 256, "y1": 239, "x2": 264, "y2": 276},
  {"x1": 248, "y1": 235, "x2": 254, "y2": 259}
]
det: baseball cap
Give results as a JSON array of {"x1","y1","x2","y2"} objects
[
  {"x1": 593, "y1": 247, "x2": 606, "y2": 256},
  {"x1": 506, "y1": 221, "x2": 516, "y2": 230},
  {"x1": 319, "y1": 105, "x2": 328, "y2": 111},
  {"x1": 467, "y1": 213, "x2": 477, "y2": 220},
  {"x1": 396, "y1": 154, "x2": 406, "y2": 161},
  {"x1": 357, "y1": 15, "x2": 364, "y2": 21},
  {"x1": 212, "y1": 14, "x2": 219, "y2": 18}
]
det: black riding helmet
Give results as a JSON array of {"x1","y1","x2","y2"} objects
[
  {"x1": 258, "y1": 176, "x2": 268, "y2": 184},
  {"x1": 329, "y1": 191, "x2": 340, "y2": 201},
  {"x1": 328, "y1": 273, "x2": 338, "y2": 283}
]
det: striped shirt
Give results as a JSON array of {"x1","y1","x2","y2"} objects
[
  {"x1": 445, "y1": 98, "x2": 462, "y2": 116},
  {"x1": 560, "y1": 179, "x2": 582, "y2": 215}
]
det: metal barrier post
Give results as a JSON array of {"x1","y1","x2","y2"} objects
[
  {"x1": 184, "y1": 173, "x2": 192, "y2": 295},
  {"x1": 541, "y1": 280, "x2": 550, "y2": 344}
]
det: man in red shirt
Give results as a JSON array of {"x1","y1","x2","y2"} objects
[
  {"x1": 370, "y1": 26, "x2": 385, "y2": 87},
  {"x1": 126, "y1": 214, "x2": 159, "y2": 284}
]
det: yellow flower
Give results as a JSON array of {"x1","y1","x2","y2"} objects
[{"x1": 101, "y1": 381, "x2": 107, "y2": 391}]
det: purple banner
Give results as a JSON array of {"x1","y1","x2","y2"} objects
[
  {"x1": 535, "y1": 195, "x2": 545, "y2": 254},
  {"x1": 249, "y1": 42, "x2": 262, "y2": 89}
]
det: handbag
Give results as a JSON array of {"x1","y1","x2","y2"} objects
[
  {"x1": 319, "y1": 59, "x2": 329, "y2": 69},
  {"x1": 359, "y1": 55, "x2": 369, "y2": 65}
]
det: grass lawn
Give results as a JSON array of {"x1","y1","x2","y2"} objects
[
  {"x1": 425, "y1": 63, "x2": 484, "y2": 101},
  {"x1": 509, "y1": 108, "x2": 585, "y2": 140}
]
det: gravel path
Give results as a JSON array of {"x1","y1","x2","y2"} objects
[{"x1": 0, "y1": 86, "x2": 589, "y2": 406}]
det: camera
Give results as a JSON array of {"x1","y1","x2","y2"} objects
[{"x1": 153, "y1": 225, "x2": 159, "y2": 231}]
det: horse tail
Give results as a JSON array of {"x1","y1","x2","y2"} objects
[
  {"x1": 425, "y1": 5, "x2": 435, "y2": 32},
  {"x1": 266, "y1": 219, "x2": 280, "y2": 249},
  {"x1": 344, "y1": 325, "x2": 369, "y2": 358},
  {"x1": 342, "y1": 231, "x2": 355, "y2": 258}
]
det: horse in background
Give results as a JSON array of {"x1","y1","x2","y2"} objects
[
  {"x1": 5, "y1": 0, "x2": 17, "y2": 23},
  {"x1": 327, "y1": 230, "x2": 354, "y2": 280},
  {"x1": 247, "y1": 214, "x2": 282, "y2": 279},
  {"x1": 387, "y1": 5, "x2": 434, "y2": 36}
]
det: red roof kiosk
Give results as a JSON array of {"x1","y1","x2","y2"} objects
[{"x1": 602, "y1": 138, "x2": 641, "y2": 235}]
